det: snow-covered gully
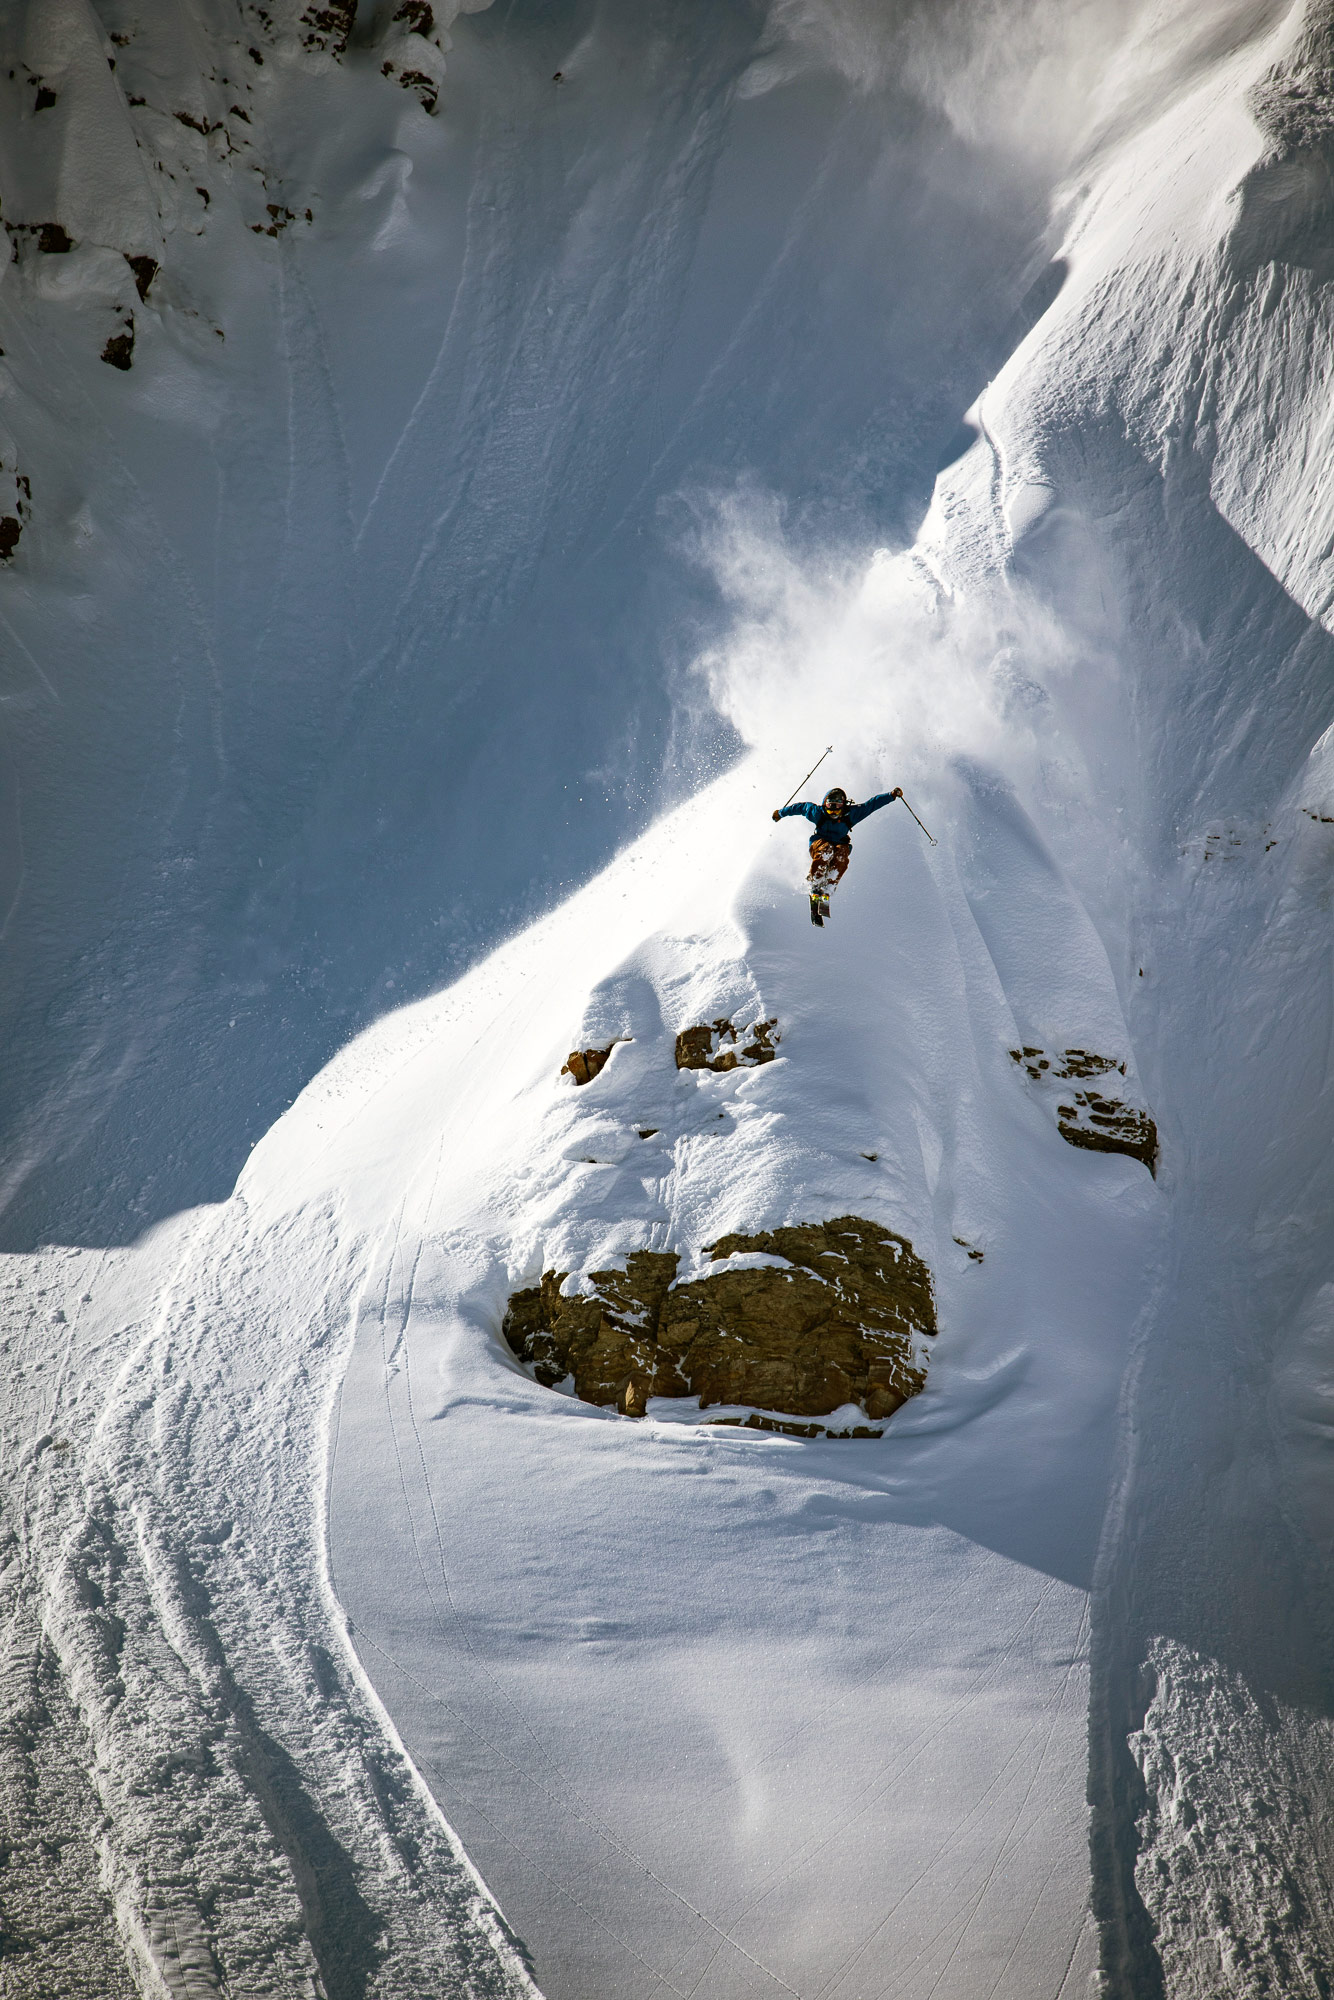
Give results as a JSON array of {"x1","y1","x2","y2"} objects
[{"x1": 3, "y1": 2, "x2": 1334, "y2": 1997}]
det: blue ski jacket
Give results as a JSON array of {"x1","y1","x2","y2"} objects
[{"x1": 778, "y1": 792, "x2": 897, "y2": 846}]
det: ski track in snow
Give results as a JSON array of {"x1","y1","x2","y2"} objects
[{"x1": 0, "y1": 1204, "x2": 540, "y2": 2000}]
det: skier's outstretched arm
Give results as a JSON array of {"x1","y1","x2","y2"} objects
[
  {"x1": 772, "y1": 801, "x2": 820, "y2": 823},
  {"x1": 846, "y1": 788, "x2": 902, "y2": 826}
]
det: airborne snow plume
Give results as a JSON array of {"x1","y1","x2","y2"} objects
[
  {"x1": 687, "y1": 485, "x2": 1083, "y2": 808},
  {"x1": 3, "y1": 2, "x2": 1334, "y2": 1999}
]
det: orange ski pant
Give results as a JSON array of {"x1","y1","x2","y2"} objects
[{"x1": 808, "y1": 840, "x2": 851, "y2": 895}]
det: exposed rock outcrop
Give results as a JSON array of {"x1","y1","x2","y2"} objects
[
  {"x1": 503, "y1": 1216, "x2": 934, "y2": 1430},
  {"x1": 1010, "y1": 1046, "x2": 1158, "y2": 1176},
  {"x1": 4, "y1": 222, "x2": 74, "y2": 256},
  {"x1": 299, "y1": 2, "x2": 358, "y2": 55},
  {"x1": 126, "y1": 255, "x2": 158, "y2": 302},
  {"x1": 0, "y1": 467, "x2": 31, "y2": 563},
  {"x1": 1056, "y1": 1093, "x2": 1157, "y2": 1174},
  {"x1": 1011, "y1": 1046, "x2": 1122, "y2": 1082},
  {"x1": 101, "y1": 319, "x2": 134, "y2": 370},
  {"x1": 561, "y1": 1041, "x2": 623, "y2": 1084},
  {"x1": 675, "y1": 1017, "x2": 779, "y2": 1071},
  {"x1": 0, "y1": 0, "x2": 472, "y2": 421},
  {"x1": 376, "y1": 1, "x2": 455, "y2": 114}
]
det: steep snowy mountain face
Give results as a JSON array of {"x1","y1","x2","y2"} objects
[{"x1": 3, "y1": 1, "x2": 1334, "y2": 1997}]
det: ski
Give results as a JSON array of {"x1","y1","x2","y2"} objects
[{"x1": 809, "y1": 896, "x2": 824, "y2": 927}]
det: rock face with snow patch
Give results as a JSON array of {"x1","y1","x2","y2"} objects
[
  {"x1": 0, "y1": 466, "x2": 30, "y2": 561},
  {"x1": 674, "y1": 1018, "x2": 779, "y2": 1072},
  {"x1": 561, "y1": 1042, "x2": 619, "y2": 1085},
  {"x1": 503, "y1": 1217, "x2": 933, "y2": 1424},
  {"x1": 1010, "y1": 1047, "x2": 1158, "y2": 1176}
]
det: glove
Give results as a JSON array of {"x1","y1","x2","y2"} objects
[
  {"x1": 772, "y1": 809, "x2": 781, "y2": 821},
  {"x1": 890, "y1": 787, "x2": 903, "y2": 800}
]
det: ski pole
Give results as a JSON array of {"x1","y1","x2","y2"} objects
[
  {"x1": 897, "y1": 792, "x2": 937, "y2": 845},
  {"x1": 779, "y1": 745, "x2": 833, "y2": 811}
]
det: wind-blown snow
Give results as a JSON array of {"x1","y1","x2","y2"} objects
[{"x1": 4, "y1": 1, "x2": 1334, "y2": 1997}]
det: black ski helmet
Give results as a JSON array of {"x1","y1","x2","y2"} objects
[{"x1": 822, "y1": 787, "x2": 848, "y2": 813}]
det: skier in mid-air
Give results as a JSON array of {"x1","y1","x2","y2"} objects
[{"x1": 772, "y1": 785, "x2": 903, "y2": 926}]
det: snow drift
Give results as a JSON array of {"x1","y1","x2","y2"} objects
[{"x1": 3, "y1": 1, "x2": 1334, "y2": 1997}]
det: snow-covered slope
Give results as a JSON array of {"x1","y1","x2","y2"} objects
[{"x1": 4, "y1": 2, "x2": 1334, "y2": 1996}]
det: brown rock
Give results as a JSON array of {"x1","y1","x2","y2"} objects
[
  {"x1": 1010, "y1": 1044, "x2": 1157, "y2": 1175},
  {"x1": 562, "y1": 1044, "x2": 616, "y2": 1085},
  {"x1": 1057, "y1": 1100, "x2": 1158, "y2": 1175},
  {"x1": 617, "y1": 1377, "x2": 651, "y2": 1419},
  {"x1": 300, "y1": 0, "x2": 357, "y2": 53},
  {"x1": 675, "y1": 1018, "x2": 779, "y2": 1072},
  {"x1": 101, "y1": 327, "x2": 134, "y2": 370},
  {"x1": 502, "y1": 1217, "x2": 934, "y2": 1430},
  {"x1": 125, "y1": 254, "x2": 158, "y2": 301}
]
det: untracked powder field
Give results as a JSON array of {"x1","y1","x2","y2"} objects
[{"x1": 2, "y1": 2, "x2": 1334, "y2": 1997}]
